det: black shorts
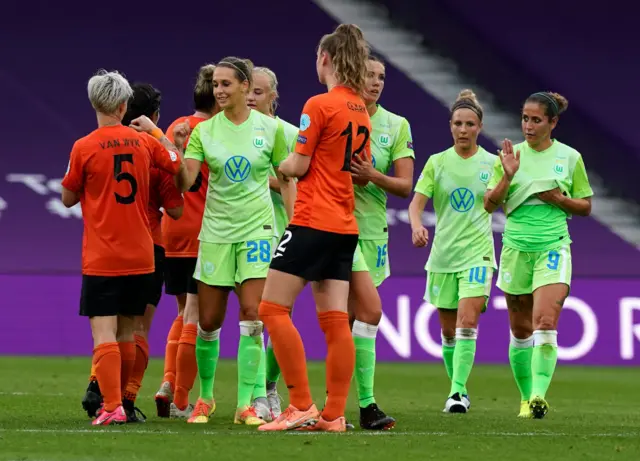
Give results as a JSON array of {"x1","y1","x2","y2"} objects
[
  {"x1": 164, "y1": 257, "x2": 198, "y2": 296},
  {"x1": 80, "y1": 273, "x2": 154, "y2": 317},
  {"x1": 270, "y1": 225, "x2": 358, "y2": 282},
  {"x1": 148, "y1": 245, "x2": 166, "y2": 307}
]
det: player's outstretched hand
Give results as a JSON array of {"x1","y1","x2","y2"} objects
[
  {"x1": 500, "y1": 138, "x2": 520, "y2": 180},
  {"x1": 412, "y1": 226, "x2": 429, "y2": 248},
  {"x1": 129, "y1": 115, "x2": 158, "y2": 134}
]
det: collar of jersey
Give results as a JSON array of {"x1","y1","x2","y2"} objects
[{"x1": 219, "y1": 109, "x2": 253, "y2": 131}]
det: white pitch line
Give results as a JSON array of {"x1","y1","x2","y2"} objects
[
  {"x1": 0, "y1": 428, "x2": 637, "y2": 438},
  {"x1": 0, "y1": 392, "x2": 65, "y2": 396}
]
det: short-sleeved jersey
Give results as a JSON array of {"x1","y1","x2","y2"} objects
[
  {"x1": 415, "y1": 146, "x2": 497, "y2": 273},
  {"x1": 291, "y1": 86, "x2": 371, "y2": 235},
  {"x1": 488, "y1": 140, "x2": 593, "y2": 252},
  {"x1": 162, "y1": 115, "x2": 209, "y2": 257},
  {"x1": 354, "y1": 105, "x2": 415, "y2": 240},
  {"x1": 61, "y1": 125, "x2": 181, "y2": 276},
  {"x1": 270, "y1": 116, "x2": 298, "y2": 237},
  {"x1": 185, "y1": 110, "x2": 288, "y2": 243},
  {"x1": 148, "y1": 167, "x2": 184, "y2": 247}
]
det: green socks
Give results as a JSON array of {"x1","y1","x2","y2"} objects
[
  {"x1": 252, "y1": 333, "x2": 267, "y2": 400},
  {"x1": 353, "y1": 320, "x2": 377, "y2": 408},
  {"x1": 530, "y1": 330, "x2": 558, "y2": 399},
  {"x1": 441, "y1": 333, "x2": 456, "y2": 382},
  {"x1": 509, "y1": 333, "x2": 534, "y2": 401},
  {"x1": 449, "y1": 328, "x2": 477, "y2": 397},
  {"x1": 237, "y1": 321, "x2": 263, "y2": 408},
  {"x1": 265, "y1": 337, "x2": 281, "y2": 384},
  {"x1": 195, "y1": 325, "x2": 220, "y2": 401}
]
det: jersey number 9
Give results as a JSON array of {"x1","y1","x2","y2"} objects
[
  {"x1": 113, "y1": 154, "x2": 138, "y2": 205},
  {"x1": 340, "y1": 122, "x2": 370, "y2": 171}
]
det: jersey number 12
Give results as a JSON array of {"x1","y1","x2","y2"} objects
[{"x1": 340, "y1": 122, "x2": 370, "y2": 171}]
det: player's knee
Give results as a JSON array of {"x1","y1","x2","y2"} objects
[
  {"x1": 533, "y1": 311, "x2": 557, "y2": 331},
  {"x1": 355, "y1": 306, "x2": 382, "y2": 325}
]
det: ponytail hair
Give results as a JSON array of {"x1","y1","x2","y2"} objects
[{"x1": 318, "y1": 24, "x2": 370, "y2": 94}]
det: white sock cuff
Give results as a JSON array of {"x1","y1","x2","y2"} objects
[
  {"x1": 198, "y1": 324, "x2": 221, "y2": 341},
  {"x1": 352, "y1": 320, "x2": 378, "y2": 339},
  {"x1": 510, "y1": 332, "x2": 534, "y2": 348},
  {"x1": 240, "y1": 320, "x2": 264, "y2": 337},
  {"x1": 441, "y1": 332, "x2": 456, "y2": 347},
  {"x1": 455, "y1": 328, "x2": 478, "y2": 340},
  {"x1": 533, "y1": 329, "x2": 558, "y2": 346}
]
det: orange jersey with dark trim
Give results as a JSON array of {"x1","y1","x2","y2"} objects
[
  {"x1": 61, "y1": 125, "x2": 181, "y2": 275},
  {"x1": 162, "y1": 115, "x2": 209, "y2": 257},
  {"x1": 291, "y1": 86, "x2": 371, "y2": 235},
  {"x1": 148, "y1": 167, "x2": 184, "y2": 247}
]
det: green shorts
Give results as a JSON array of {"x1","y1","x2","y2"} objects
[
  {"x1": 425, "y1": 267, "x2": 494, "y2": 310},
  {"x1": 497, "y1": 245, "x2": 572, "y2": 295},
  {"x1": 194, "y1": 239, "x2": 273, "y2": 287},
  {"x1": 351, "y1": 239, "x2": 390, "y2": 287}
]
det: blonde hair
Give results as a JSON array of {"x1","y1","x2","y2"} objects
[
  {"x1": 194, "y1": 64, "x2": 216, "y2": 112},
  {"x1": 87, "y1": 69, "x2": 133, "y2": 114},
  {"x1": 450, "y1": 88, "x2": 483, "y2": 120},
  {"x1": 318, "y1": 24, "x2": 370, "y2": 94},
  {"x1": 253, "y1": 66, "x2": 279, "y2": 115}
]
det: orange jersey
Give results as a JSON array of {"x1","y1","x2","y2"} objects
[
  {"x1": 291, "y1": 86, "x2": 371, "y2": 235},
  {"x1": 148, "y1": 167, "x2": 184, "y2": 247},
  {"x1": 162, "y1": 115, "x2": 209, "y2": 257},
  {"x1": 61, "y1": 125, "x2": 182, "y2": 276}
]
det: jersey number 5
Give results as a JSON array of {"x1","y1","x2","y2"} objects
[
  {"x1": 113, "y1": 154, "x2": 138, "y2": 205},
  {"x1": 340, "y1": 122, "x2": 370, "y2": 171}
]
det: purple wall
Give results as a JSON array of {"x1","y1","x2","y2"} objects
[{"x1": 2, "y1": 274, "x2": 639, "y2": 365}]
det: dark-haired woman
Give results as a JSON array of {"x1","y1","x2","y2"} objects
[{"x1": 484, "y1": 91, "x2": 593, "y2": 419}]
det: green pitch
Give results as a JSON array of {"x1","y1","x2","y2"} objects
[{"x1": 0, "y1": 357, "x2": 638, "y2": 460}]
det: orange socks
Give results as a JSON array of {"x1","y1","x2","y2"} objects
[
  {"x1": 89, "y1": 363, "x2": 97, "y2": 382},
  {"x1": 93, "y1": 342, "x2": 121, "y2": 412},
  {"x1": 259, "y1": 300, "x2": 312, "y2": 410},
  {"x1": 163, "y1": 315, "x2": 184, "y2": 388},
  {"x1": 124, "y1": 335, "x2": 149, "y2": 402},
  {"x1": 318, "y1": 311, "x2": 354, "y2": 421},
  {"x1": 118, "y1": 341, "x2": 136, "y2": 397},
  {"x1": 174, "y1": 323, "x2": 198, "y2": 410}
]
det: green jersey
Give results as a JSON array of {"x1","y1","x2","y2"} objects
[
  {"x1": 270, "y1": 116, "x2": 298, "y2": 237},
  {"x1": 185, "y1": 110, "x2": 288, "y2": 244},
  {"x1": 415, "y1": 146, "x2": 497, "y2": 273},
  {"x1": 488, "y1": 140, "x2": 593, "y2": 252},
  {"x1": 354, "y1": 105, "x2": 415, "y2": 240}
]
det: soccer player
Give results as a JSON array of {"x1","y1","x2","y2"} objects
[
  {"x1": 484, "y1": 92, "x2": 593, "y2": 419},
  {"x1": 175, "y1": 57, "x2": 294, "y2": 425},
  {"x1": 258, "y1": 23, "x2": 371, "y2": 433},
  {"x1": 81, "y1": 82, "x2": 184, "y2": 423},
  {"x1": 346, "y1": 54, "x2": 414, "y2": 429},
  {"x1": 155, "y1": 64, "x2": 218, "y2": 419},
  {"x1": 246, "y1": 66, "x2": 299, "y2": 420},
  {"x1": 62, "y1": 70, "x2": 186, "y2": 425},
  {"x1": 408, "y1": 90, "x2": 496, "y2": 414}
]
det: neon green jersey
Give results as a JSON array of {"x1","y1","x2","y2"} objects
[
  {"x1": 185, "y1": 110, "x2": 288, "y2": 243},
  {"x1": 415, "y1": 146, "x2": 497, "y2": 273},
  {"x1": 354, "y1": 105, "x2": 415, "y2": 240},
  {"x1": 488, "y1": 140, "x2": 593, "y2": 252},
  {"x1": 269, "y1": 116, "x2": 298, "y2": 237}
]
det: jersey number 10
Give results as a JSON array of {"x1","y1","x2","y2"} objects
[{"x1": 339, "y1": 122, "x2": 370, "y2": 171}]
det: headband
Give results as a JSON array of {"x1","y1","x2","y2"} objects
[
  {"x1": 531, "y1": 92, "x2": 559, "y2": 115},
  {"x1": 451, "y1": 100, "x2": 483, "y2": 120},
  {"x1": 218, "y1": 60, "x2": 249, "y2": 82}
]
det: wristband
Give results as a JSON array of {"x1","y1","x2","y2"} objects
[
  {"x1": 151, "y1": 128, "x2": 164, "y2": 140},
  {"x1": 489, "y1": 198, "x2": 500, "y2": 206}
]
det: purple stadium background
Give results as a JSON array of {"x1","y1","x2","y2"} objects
[{"x1": 1, "y1": 1, "x2": 639, "y2": 365}]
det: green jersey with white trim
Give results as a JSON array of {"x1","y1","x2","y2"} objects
[
  {"x1": 185, "y1": 110, "x2": 288, "y2": 243},
  {"x1": 415, "y1": 146, "x2": 497, "y2": 273},
  {"x1": 354, "y1": 105, "x2": 415, "y2": 240},
  {"x1": 487, "y1": 140, "x2": 593, "y2": 252}
]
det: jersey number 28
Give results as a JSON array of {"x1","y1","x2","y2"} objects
[{"x1": 340, "y1": 122, "x2": 370, "y2": 171}]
